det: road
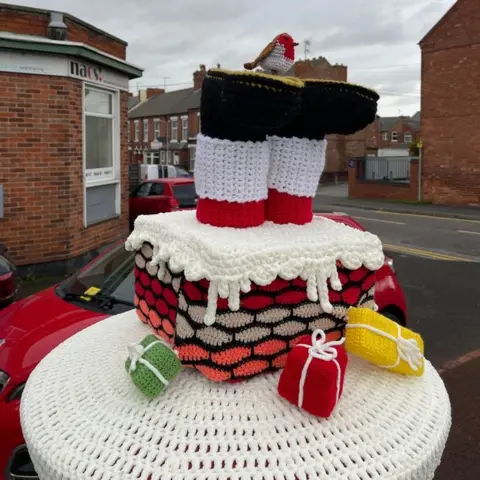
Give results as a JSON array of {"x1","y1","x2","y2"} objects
[{"x1": 318, "y1": 204, "x2": 480, "y2": 261}]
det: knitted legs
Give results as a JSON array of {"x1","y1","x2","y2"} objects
[
  {"x1": 195, "y1": 134, "x2": 269, "y2": 228},
  {"x1": 195, "y1": 69, "x2": 303, "y2": 228},
  {"x1": 265, "y1": 136, "x2": 327, "y2": 225}
]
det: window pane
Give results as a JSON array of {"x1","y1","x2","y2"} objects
[
  {"x1": 86, "y1": 183, "x2": 117, "y2": 225},
  {"x1": 172, "y1": 183, "x2": 197, "y2": 207},
  {"x1": 86, "y1": 116, "x2": 113, "y2": 170},
  {"x1": 85, "y1": 88, "x2": 112, "y2": 115},
  {"x1": 150, "y1": 183, "x2": 164, "y2": 195},
  {"x1": 136, "y1": 183, "x2": 151, "y2": 197}
]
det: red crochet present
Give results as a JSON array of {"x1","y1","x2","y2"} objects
[{"x1": 278, "y1": 329, "x2": 348, "y2": 418}]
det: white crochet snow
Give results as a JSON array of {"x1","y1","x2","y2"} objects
[
  {"x1": 194, "y1": 133, "x2": 270, "y2": 203},
  {"x1": 21, "y1": 310, "x2": 451, "y2": 480},
  {"x1": 268, "y1": 136, "x2": 327, "y2": 197},
  {"x1": 126, "y1": 211, "x2": 385, "y2": 326}
]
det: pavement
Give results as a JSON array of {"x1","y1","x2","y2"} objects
[{"x1": 315, "y1": 183, "x2": 480, "y2": 221}]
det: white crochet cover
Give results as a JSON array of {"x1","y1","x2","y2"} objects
[
  {"x1": 259, "y1": 42, "x2": 294, "y2": 75},
  {"x1": 194, "y1": 133, "x2": 270, "y2": 203},
  {"x1": 21, "y1": 310, "x2": 451, "y2": 480},
  {"x1": 125, "y1": 211, "x2": 385, "y2": 325},
  {"x1": 267, "y1": 135, "x2": 327, "y2": 197}
]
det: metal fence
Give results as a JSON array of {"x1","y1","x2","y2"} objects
[{"x1": 357, "y1": 156, "x2": 416, "y2": 183}]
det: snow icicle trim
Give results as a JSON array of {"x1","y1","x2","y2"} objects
[{"x1": 126, "y1": 211, "x2": 385, "y2": 326}]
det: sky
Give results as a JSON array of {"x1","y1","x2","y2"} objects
[{"x1": 10, "y1": 0, "x2": 457, "y2": 117}]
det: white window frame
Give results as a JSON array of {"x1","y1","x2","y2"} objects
[
  {"x1": 143, "y1": 119, "x2": 149, "y2": 142},
  {"x1": 181, "y1": 115, "x2": 188, "y2": 142},
  {"x1": 82, "y1": 84, "x2": 121, "y2": 227},
  {"x1": 189, "y1": 146, "x2": 196, "y2": 172},
  {"x1": 170, "y1": 116, "x2": 178, "y2": 142},
  {"x1": 160, "y1": 150, "x2": 166, "y2": 164},
  {"x1": 154, "y1": 118, "x2": 160, "y2": 139},
  {"x1": 134, "y1": 120, "x2": 139, "y2": 142},
  {"x1": 381, "y1": 131, "x2": 388, "y2": 141},
  {"x1": 404, "y1": 132, "x2": 412, "y2": 143},
  {"x1": 391, "y1": 131, "x2": 398, "y2": 142},
  {"x1": 197, "y1": 111, "x2": 201, "y2": 135}
]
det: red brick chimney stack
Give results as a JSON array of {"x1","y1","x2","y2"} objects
[
  {"x1": 146, "y1": 88, "x2": 164, "y2": 98},
  {"x1": 193, "y1": 64, "x2": 207, "y2": 90}
]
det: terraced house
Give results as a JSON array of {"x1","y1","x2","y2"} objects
[
  {"x1": 128, "y1": 65, "x2": 205, "y2": 172},
  {"x1": 376, "y1": 113, "x2": 421, "y2": 157}
]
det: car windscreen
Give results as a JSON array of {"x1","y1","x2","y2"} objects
[
  {"x1": 57, "y1": 242, "x2": 135, "y2": 314},
  {"x1": 172, "y1": 183, "x2": 197, "y2": 207},
  {"x1": 174, "y1": 167, "x2": 191, "y2": 177}
]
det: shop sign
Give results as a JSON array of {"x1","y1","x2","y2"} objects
[
  {"x1": 70, "y1": 60, "x2": 103, "y2": 82},
  {"x1": 69, "y1": 60, "x2": 128, "y2": 90},
  {"x1": 0, "y1": 51, "x2": 129, "y2": 90}
]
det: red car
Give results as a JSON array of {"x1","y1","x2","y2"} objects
[
  {"x1": 0, "y1": 245, "x2": 18, "y2": 311},
  {"x1": 0, "y1": 214, "x2": 406, "y2": 479},
  {"x1": 129, "y1": 178, "x2": 198, "y2": 229}
]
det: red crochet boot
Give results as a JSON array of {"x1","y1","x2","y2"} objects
[{"x1": 265, "y1": 136, "x2": 327, "y2": 225}]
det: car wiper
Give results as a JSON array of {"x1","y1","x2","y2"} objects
[{"x1": 61, "y1": 291, "x2": 134, "y2": 309}]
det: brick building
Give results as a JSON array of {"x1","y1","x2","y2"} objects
[
  {"x1": 377, "y1": 113, "x2": 420, "y2": 156},
  {"x1": 128, "y1": 66, "x2": 205, "y2": 172},
  {"x1": 0, "y1": 3, "x2": 143, "y2": 270},
  {"x1": 420, "y1": 0, "x2": 480, "y2": 205}
]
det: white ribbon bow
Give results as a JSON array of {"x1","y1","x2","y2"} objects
[
  {"x1": 391, "y1": 333, "x2": 423, "y2": 371},
  {"x1": 127, "y1": 340, "x2": 170, "y2": 387},
  {"x1": 346, "y1": 322, "x2": 424, "y2": 371},
  {"x1": 296, "y1": 329, "x2": 345, "y2": 409}
]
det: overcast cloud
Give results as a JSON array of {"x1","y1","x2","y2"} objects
[{"x1": 11, "y1": 0, "x2": 456, "y2": 116}]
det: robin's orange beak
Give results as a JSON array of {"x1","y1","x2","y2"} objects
[{"x1": 293, "y1": 42, "x2": 299, "y2": 46}]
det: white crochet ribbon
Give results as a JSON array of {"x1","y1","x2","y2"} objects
[
  {"x1": 127, "y1": 339, "x2": 172, "y2": 386},
  {"x1": 296, "y1": 329, "x2": 345, "y2": 409},
  {"x1": 345, "y1": 323, "x2": 424, "y2": 371}
]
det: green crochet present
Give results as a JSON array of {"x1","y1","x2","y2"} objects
[{"x1": 125, "y1": 334, "x2": 182, "y2": 398}]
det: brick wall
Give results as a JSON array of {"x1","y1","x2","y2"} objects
[
  {"x1": 294, "y1": 58, "x2": 347, "y2": 81},
  {"x1": 0, "y1": 73, "x2": 129, "y2": 266},
  {"x1": 188, "y1": 110, "x2": 200, "y2": 137},
  {"x1": 348, "y1": 159, "x2": 419, "y2": 201},
  {"x1": 420, "y1": 0, "x2": 480, "y2": 206},
  {"x1": 0, "y1": 5, "x2": 126, "y2": 59}
]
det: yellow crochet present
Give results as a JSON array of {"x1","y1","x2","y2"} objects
[{"x1": 345, "y1": 307, "x2": 424, "y2": 376}]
